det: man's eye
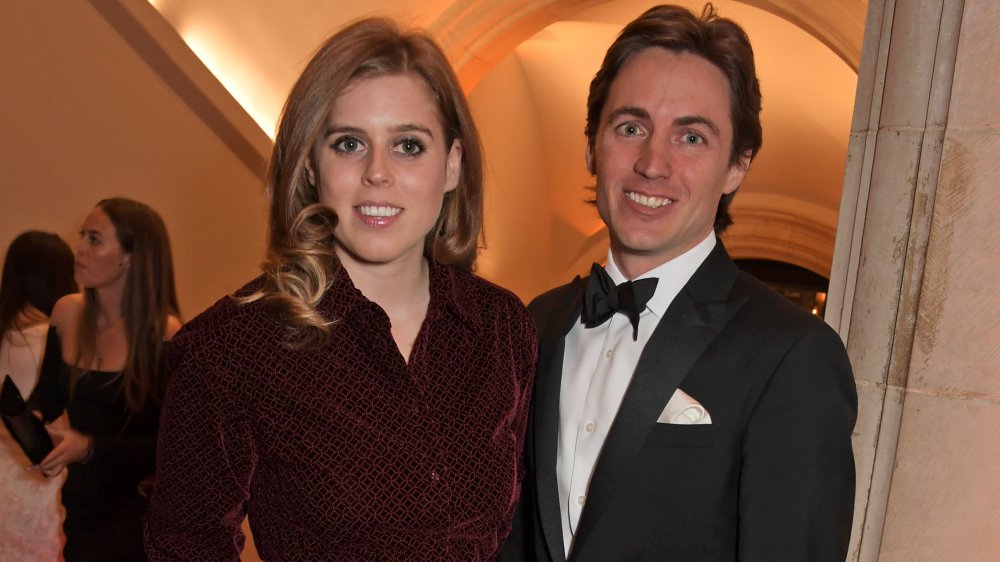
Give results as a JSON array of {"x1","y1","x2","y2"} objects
[
  {"x1": 332, "y1": 136, "x2": 364, "y2": 153},
  {"x1": 393, "y1": 138, "x2": 425, "y2": 156},
  {"x1": 683, "y1": 132, "x2": 704, "y2": 144},
  {"x1": 617, "y1": 123, "x2": 642, "y2": 137}
]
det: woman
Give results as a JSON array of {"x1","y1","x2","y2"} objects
[
  {"x1": 0, "y1": 231, "x2": 77, "y2": 560},
  {"x1": 146, "y1": 18, "x2": 537, "y2": 561},
  {"x1": 29, "y1": 198, "x2": 182, "y2": 561}
]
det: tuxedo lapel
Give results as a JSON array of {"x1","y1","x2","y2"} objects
[
  {"x1": 569, "y1": 244, "x2": 746, "y2": 558},
  {"x1": 531, "y1": 278, "x2": 586, "y2": 562}
]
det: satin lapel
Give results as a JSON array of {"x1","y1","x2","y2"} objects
[
  {"x1": 532, "y1": 278, "x2": 585, "y2": 562},
  {"x1": 570, "y1": 244, "x2": 746, "y2": 557}
]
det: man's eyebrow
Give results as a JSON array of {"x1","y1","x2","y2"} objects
[
  {"x1": 606, "y1": 106, "x2": 650, "y2": 122},
  {"x1": 674, "y1": 115, "x2": 721, "y2": 136}
]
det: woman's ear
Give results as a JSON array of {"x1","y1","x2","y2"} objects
[
  {"x1": 445, "y1": 139, "x2": 463, "y2": 193},
  {"x1": 305, "y1": 158, "x2": 317, "y2": 187}
]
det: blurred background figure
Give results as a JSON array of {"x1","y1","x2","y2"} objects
[
  {"x1": 29, "y1": 198, "x2": 182, "y2": 561},
  {"x1": 0, "y1": 230, "x2": 78, "y2": 561}
]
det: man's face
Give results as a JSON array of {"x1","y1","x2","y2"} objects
[{"x1": 589, "y1": 47, "x2": 749, "y2": 278}]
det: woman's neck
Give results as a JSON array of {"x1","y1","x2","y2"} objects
[
  {"x1": 338, "y1": 253, "x2": 432, "y2": 364},
  {"x1": 92, "y1": 283, "x2": 126, "y2": 328},
  {"x1": 341, "y1": 255, "x2": 430, "y2": 313}
]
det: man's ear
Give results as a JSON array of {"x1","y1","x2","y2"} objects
[
  {"x1": 724, "y1": 150, "x2": 752, "y2": 195},
  {"x1": 585, "y1": 144, "x2": 595, "y2": 175},
  {"x1": 444, "y1": 139, "x2": 463, "y2": 193}
]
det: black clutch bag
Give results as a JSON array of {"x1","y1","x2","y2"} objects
[{"x1": 1, "y1": 374, "x2": 54, "y2": 465}]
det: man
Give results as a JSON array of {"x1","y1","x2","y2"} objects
[{"x1": 502, "y1": 4, "x2": 857, "y2": 561}]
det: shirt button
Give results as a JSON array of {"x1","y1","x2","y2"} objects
[
  {"x1": 585, "y1": 422, "x2": 595, "y2": 433},
  {"x1": 605, "y1": 348, "x2": 614, "y2": 359},
  {"x1": 577, "y1": 495, "x2": 586, "y2": 506}
]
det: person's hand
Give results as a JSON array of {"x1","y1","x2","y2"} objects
[{"x1": 37, "y1": 425, "x2": 92, "y2": 477}]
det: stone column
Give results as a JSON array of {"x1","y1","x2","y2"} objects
[{"x1": 829, "y1": 0, "x2": 1000, "y2": 559}]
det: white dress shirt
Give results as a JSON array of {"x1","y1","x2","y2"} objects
[{"x1": 556, "y1": 232, "x2": 716, "y2": 556}]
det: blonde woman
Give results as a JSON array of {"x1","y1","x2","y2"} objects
[{"x1": 147, "y1": 18, "x2": 537, "y2": 561}]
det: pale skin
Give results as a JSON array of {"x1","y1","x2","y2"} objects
[
  {"x1": 588, "y1": 48, "x2": 750, "y2": 279},
  {"x1": 33, "y1": 207, "x2": 180, "y2": 477},
  {"x1": 306, "y1": 73, "x2": 462, "y2": 361}
]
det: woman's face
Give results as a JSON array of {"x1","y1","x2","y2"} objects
[
  {"x1": 74, "y1": 207, "x2": 130, "y2": 291},
  {"x1": 308, "y1": 73, "x2": 462, "y2": 273}
]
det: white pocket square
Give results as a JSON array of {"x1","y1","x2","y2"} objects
[{"x1": 657, "y1": 389, "x2": 712, "y2": 425}]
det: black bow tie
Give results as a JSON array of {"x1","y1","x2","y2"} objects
[{"x1": 581, "y1": 263, "x2": 658, "y2": 340}]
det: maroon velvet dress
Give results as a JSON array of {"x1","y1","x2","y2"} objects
[{"x1": 145, "y1": 264, "x2": 537, "y2": 561}]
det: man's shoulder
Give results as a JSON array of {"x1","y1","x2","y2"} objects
[
  {"x1": 724, "y1": 270, "x2": 847, "y2": 358},
  {"x1": 527, "y1": 276, "x2": 582, "y2": 319}
]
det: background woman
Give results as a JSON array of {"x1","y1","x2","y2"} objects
[
  {"x1": 30, "y1": 197, "x2": 182, "y2": 561},
  {"x1": 147, "y1": 18, "x2": 536, "y2": 561},
  {"x1": 0, "y1": 230, "x2": 77, "y2": 560}
]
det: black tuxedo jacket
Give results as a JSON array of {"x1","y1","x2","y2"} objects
[{"x1": 502, "y1": 242, "x2": 857, "y2": 561}]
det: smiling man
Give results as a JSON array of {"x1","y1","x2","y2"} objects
[{"x1": 502, "y1": 5, "x2": 857, "y2": 561}]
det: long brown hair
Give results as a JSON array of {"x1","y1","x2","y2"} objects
[
  {"x1": 242, "y1": 17, "x2": 484, "y2": 349},
  {"x1": 0, "y1": 231, "x2": 77, "y2": 337},
  {"x1": 74, "y1": 198, "x2": 180, "y2": 415}
]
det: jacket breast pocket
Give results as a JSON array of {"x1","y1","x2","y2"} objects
[{"x1": 643, "y1": 424, "x2": 722, "y2": 449}]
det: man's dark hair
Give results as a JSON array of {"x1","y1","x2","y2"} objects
[{"x1": 585, "y1": 3, "x2": 763, "y2": 233}]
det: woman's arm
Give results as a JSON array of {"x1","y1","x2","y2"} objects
[{"x1": 145, "y1": 324, "x2": 255, "y2": 561}]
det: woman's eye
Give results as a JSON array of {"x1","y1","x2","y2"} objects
[
  {"x1": 332, "y1": 136, "x2": 365, "y2": 154},
  {"x1": 393, "y1": 138, "x2": 425, "y2": 156}
]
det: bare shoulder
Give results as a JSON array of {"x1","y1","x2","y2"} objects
[
  {"x1": 164, "y1": 315, "x2": 183, "y2": 340},
  {"x1": 49, "y1": 293, "x2": 84, "y2": 334}
]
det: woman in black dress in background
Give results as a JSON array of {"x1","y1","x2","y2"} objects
[{"x1": 30, "y1": 197, "x2": 182, "y2": 561}]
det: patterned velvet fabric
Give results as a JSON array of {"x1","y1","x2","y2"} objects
[{"x1": 146, "y1": 264, "x2": 537, "y2": 561}]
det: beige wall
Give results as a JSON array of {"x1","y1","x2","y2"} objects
[
  {"x1": 830, "y1": 0, "x2": 1000, "y2": 559},
  {"x1": 1, "y1": 0, "x2": 269, "y2": 318}
]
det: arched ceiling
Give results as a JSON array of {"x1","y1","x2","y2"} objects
[
  {"x1": 148, "y1": 0, "x2": 865, "y2": 288},
  {"x1": 150, "y1": 0, "x2": 865, "y2": 135}
]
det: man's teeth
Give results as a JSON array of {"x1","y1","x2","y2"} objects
[
  {"x1": 358, "y1": 205, "x2": 402, "y2": 217},
  {"x1": 626, "y1": 192, "x2": 673, "y2": 208}
]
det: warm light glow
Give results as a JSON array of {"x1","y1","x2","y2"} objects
[{"x1": 179, "y1": 26, "x2": 277, "y2": 138}]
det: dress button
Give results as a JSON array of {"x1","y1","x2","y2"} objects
[
  {"x1": 584, "y1": 422, "x2": 595, "y2": 433},
  {"x1": 605, "y1": 348, "x2": 614, "y2": 359},
  {"x1": 577, "y1": 495, "x2": 586, "y2": 506},
  {"x1": 430, "y1": 470, "x2": 441, "y2": 482}
]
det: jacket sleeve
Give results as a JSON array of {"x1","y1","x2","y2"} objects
[
  {"x1": 144, "y1": 327, "x2": 254, "y2": 561},
  {"x1": 738, "y1": 324, "x2": 857, "y2": 561}
]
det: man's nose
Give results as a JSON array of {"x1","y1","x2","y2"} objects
[{"x1": 634, "y1": 140, "x2": 672, "y2": 179}]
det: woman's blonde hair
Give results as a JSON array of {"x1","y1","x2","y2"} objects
[{"x1": 242, "y1": 17, "x2": 484, "y2": 349}]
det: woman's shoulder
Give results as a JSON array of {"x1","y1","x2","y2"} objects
[
  {"x1": 170, "y1": 276, "x2": 272, "y2": 348},
  {"x1": 48, "y1": 293, "x2": 83, "y2": 333},
  {"x1": 442, "y1": 266, "x2": 530, "y2": 318},
  {"x1": 164, "y1": 315, "x2": 183, "y2": 340}
]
